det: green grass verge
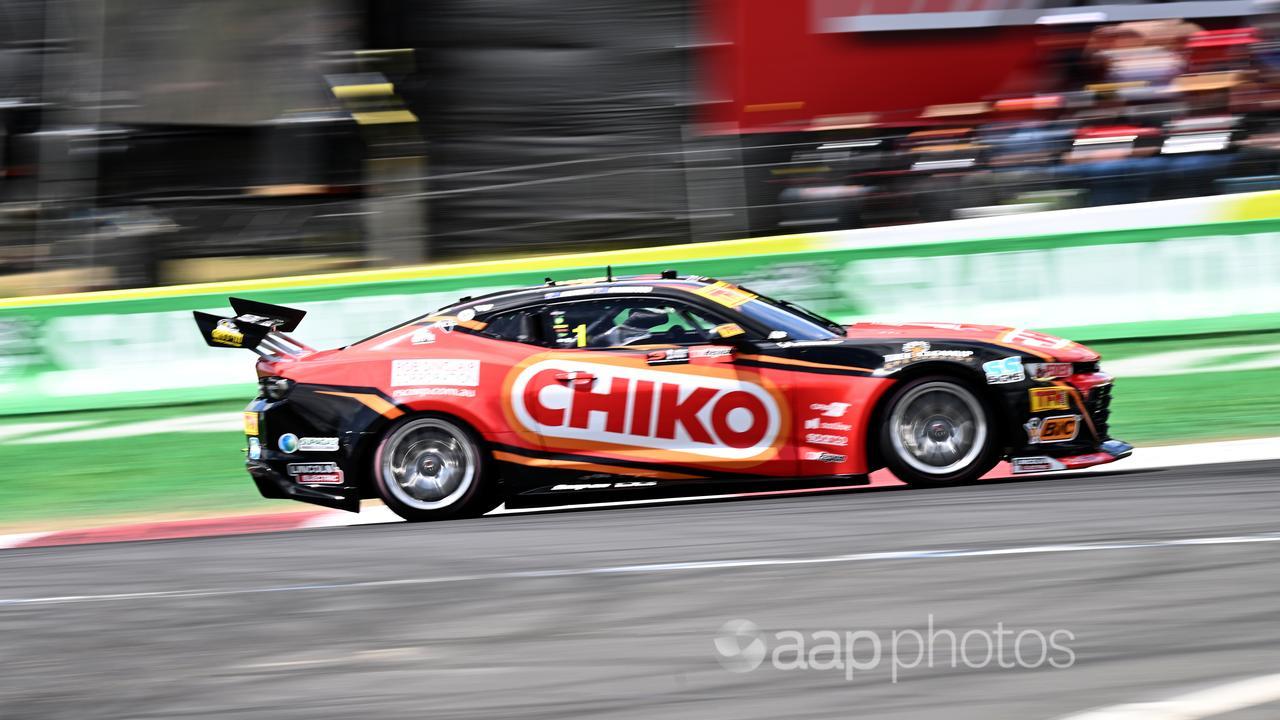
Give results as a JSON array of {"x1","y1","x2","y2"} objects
[
  {"x1": 0, "y1": 331, "x2": 1275, "y2": 529},
  {"x1": 1094, "y1": 331, "x2": 1280, "y2": 445},
  {"x1": 0, "y1": 400, "x2": 279, "y2": 528}
]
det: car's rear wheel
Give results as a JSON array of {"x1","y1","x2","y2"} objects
[
  {"x1": 373, "y1": 415, "x2": 500, "y2": 521},
  {"x1": 878, "y1": 376, "x2": 1000, "y2": 486}
]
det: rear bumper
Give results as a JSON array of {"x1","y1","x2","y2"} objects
[
  {"x1": 248, "y1": 460, "x2": 361, "y2": 513},
  {"x1": 1009, "y1": 439, "x2": 1134, "y2": 475}
]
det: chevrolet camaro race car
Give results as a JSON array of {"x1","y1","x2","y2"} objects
[{"x1": 195, "y1": 272, "x2": 1132, "y2": 522}]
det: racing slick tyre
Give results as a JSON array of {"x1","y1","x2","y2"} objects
[
  {"x1": 878, "y1": 375, "x2": 1001, "y2": 487},
  {"x1": 373, "y1": 415, "x2": 501, "y2": 522}
]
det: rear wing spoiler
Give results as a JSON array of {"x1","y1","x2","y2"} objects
[{"x1": 193, "y1": 298, "x2": 314, "y2": 358}]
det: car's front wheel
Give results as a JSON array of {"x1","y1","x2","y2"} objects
[
  {"x1": 878, "y1": 376, "x2": 1000, "y2": 486},
  {"x1": 373, "y1": 415, "x2": 500, "y2": 521}
]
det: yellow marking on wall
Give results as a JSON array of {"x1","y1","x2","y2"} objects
[
  {"x1": 332, "y1": 83, "x2": 394, "y2": 99},
  {"x1": 0, "y1": 233, "x2": 823, "y2": 309},
  {"x1": 1219, "y1": 190, "x2": 1280, "y2": 222},
  {"x1": 352, "y1": 110, "x2": 419, "y2": 125}
]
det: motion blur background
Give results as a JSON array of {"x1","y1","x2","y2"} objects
[
  {"x1": 0, "y1": 0, "x2": 1278, "y2": 293},
  {"x1": 1, "y1": 0, "x2": 1280, "y2": 529},
  {"x1": 5, "y1": 7, "x2": 1280, "y2": 718}
]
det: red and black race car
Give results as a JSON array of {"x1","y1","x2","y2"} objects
[{"x1": 195, "y1": 272, "x2": 1131, "y2": 522}]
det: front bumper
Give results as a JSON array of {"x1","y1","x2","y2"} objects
[
  {"x1": 1009, "y1": 439, "x2": 1134, "y2": 475},
  {"x1": 1006, "y1": 368, "x2": 1132, "y2": 474}
]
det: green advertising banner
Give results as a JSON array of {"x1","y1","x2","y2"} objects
[{"x1": 2, "y1": 191, "x2": 1279, "y2": 415}]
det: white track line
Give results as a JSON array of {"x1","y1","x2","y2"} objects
[
  {"x1": 7, "y1": 413, "x2": 240, "y2": 444},
  {"x1": 3, "y1": 531, "x2": 1280, "y2": 608},
  {"x1": 0, "y1": 532, "x2": 54, "y2": 549},
  {"x1": 0, "y1": 421, "x2": 91, "y2": 443},
  {"x1": 1107, "y1": 437, "x2": 1280, "y2": 472},
  {"x1": 1056, "y1": 672, "x2": 1280, "y2": 719}
]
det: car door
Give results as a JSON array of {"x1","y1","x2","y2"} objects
[{"x1": 510, "y1": 295, "x2": 796, "y2": 478}]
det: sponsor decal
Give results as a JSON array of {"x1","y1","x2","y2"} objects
[
  {"x1": 774, "y1": 339, "x2": 845, "y2": 348},
  {"x1": 392, "y1": 387, "x2": 478, "y2": 399},
  {"x1": 298, "y1": 436, "x2": 339, "y2": 452},
  {"x1": 474, "y1": 303, "x2": 494, "y2": 312},
  {"x1": 286, "y1": 462, "x2": 344, "y2": 485},
  {"x1": 1029, "y1": 387, "x2": 1071, "y2": 412},
  {"x1": 509, "y1": 359, "x2": 783, "y2": 460},
  {"x1": 543, "y1": 285, "x2": 652, "y2": 299},
  {"x1": 647, "y1": 348, "x2": 690, "y2": 366},
  {"x1": 809, "y1": 402, "x2": 851, "y2": 418},
  {"x1": 1061, "y1": 452, "x2": 1112, "y2": 468},
  {"x1": 804, "y1": 450, "x2": 847, "y2": 463},
  {"x1": 881, "y1": 322, "x2": 970, "y2": 331},
  {"x1": 805, "y1": 432, "x2": 849, "y2": 447},
  {"x1": 1027, "y1": 362, "x2": 1073, "y2": 380},
  {"x1": 211, "y1": 319, "x2": 244, "y2": 347},
  {"x1": 983, "y1": 356, "x2": 1025, "y2": 384},
  {"x1": 1025, "y1": 415, "x2": 1080, "y2": 444},
  {"x1": 804, "y1": 418, "x2": 852, "y2": 431},
  {"x1": 247, "y1": 436, "x2": 261, "y2": 460},
  {"x1": 391, "y1": 359, "x2": 480, "y2": 388},
  {"x1": 410, "y1": 327, "x2": 436, "y2": 345},
  {"x1": 278, "y1": 433, "x2": 299, "y2": 453},
  {"x1": 545, "y1": 288, "x2": 598, "y2": 299},
  {"x1": 432, "y1": 319, "x2": 457, "y2": 333},
  {"x1": 713, "y1": 323, "x2": 746, "y2": 339},
  {"x1": 1001, "y1": 328, "x2": 1072, "y2": 351},
  {"x1": 551, "y1": 481, "x2": 658, "y2": 491},
  {"x1": 1011, "y1": 456, "x2": 1066, "y2": 474},
  {"x1": 695, "y1": 281, "x2": 757, "y2": 308},
  {"x1": 691, "y1": 347, "x2": 733, "y2": 359},
  {"x1": 881, "y1": 341, "x2": 974, "y2": 371},
  {"x1": 243, "y1": 411, "x2": 259, "y2": 436},
  {"x1": 457, "y1": 308, "x2": 476, "y2": 322}
]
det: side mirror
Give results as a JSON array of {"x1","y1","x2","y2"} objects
[{"x1": 709, "y1": 323, "x2": 755, "y2": 350}]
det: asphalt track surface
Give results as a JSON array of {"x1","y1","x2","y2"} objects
[{"x1": 3, "y1": 460, "x2": 1280, "y2": 720}]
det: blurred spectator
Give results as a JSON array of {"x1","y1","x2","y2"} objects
[{"x1": 1253, "y1": 0, "x2": 1280, "y2": 81}]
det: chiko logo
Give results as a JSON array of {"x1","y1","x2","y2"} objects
[{"x1": 509, "y1": 360, "x2": 782, "y2": 459}]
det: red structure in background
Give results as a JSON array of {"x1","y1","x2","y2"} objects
[
  {"x1": 699, "y1": 0, "x2": 1255, "y2": 133},
  {"x1": 700, "y1": 0, "x2": 1044, "y2": 132}
]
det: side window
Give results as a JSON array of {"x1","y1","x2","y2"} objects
[
  {"x1": 542, "y1": 297, "x2": 729, "y2": 349},
  {"x1": 483, "y1": 310, "x2": 540, "y2": 345}
]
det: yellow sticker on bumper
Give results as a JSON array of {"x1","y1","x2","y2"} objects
[{"x1": 1029, "y1": 387, "x2": 1071, "y2": 412}]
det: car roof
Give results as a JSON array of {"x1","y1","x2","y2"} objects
[{"x1": 437, "y1": 274, "x2": 726, "y2": 318}]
